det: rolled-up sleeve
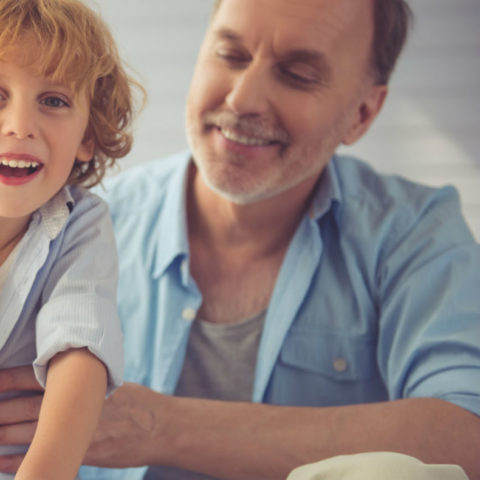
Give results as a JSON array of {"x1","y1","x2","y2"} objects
[
  {"x1": 377, "y1": 186, "x2": 480, "y2": 416},
  {"x1": 34, "y1": 194, "x2": 123, "y2": 395}
]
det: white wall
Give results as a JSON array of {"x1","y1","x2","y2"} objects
[{"x1": 93, "y1": 0, "x2": 480, "y2": 240}]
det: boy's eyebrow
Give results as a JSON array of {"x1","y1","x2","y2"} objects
[
  {"x1": 39, "y1": 78, "x2": 74, "y2": 94},
  {"x1": 212, "y1": 28, "x2": 333, "y2": 81}
]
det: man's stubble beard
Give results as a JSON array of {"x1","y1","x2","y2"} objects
[{"x1": 184, "y1": 101, "x2": 356, "y2": 206}]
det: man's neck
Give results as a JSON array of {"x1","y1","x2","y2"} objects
[
  {"x1": 187, "y1": 165, "x2": 318, "y2": 260},
  {"x1": 186, "y1": 165, "x2": 320, "y2": 323}
]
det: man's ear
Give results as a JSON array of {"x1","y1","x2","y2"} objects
[
  {"x1": 341, "y1": 84, "x2": 388, "y2": 146},
  {"x1": 76, "y1": 136, "x2": 95, "y2": 163}
]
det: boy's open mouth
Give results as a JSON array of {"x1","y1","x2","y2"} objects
[{"x1": 0, "y1": 159, "x2": 42, "y2": 178}]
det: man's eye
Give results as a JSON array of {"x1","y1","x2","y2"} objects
[
  {"x1": 283, "y1": 68, "x2": 318, "y2": 85},
  {"x1": 285, "y1": 71, "x2": 313, "y2": 83},
  {"x1": 278, "y1": 63, "x2": 322, "y2": 89},
  {"x1": 41, "y1": 96, "x2": 70, "y2": 108}
]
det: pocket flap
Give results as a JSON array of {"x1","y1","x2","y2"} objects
[{"x1": 280, "y1": 331, "x2": 378, "y2": 382}]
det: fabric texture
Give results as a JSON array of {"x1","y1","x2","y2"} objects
[
  {"x1": 0, "y1": 240, "x2": 19, "y2": 292},
  {"x1": 175, "y1": 310, "x2": 266, "y2": 401},
  {"x1": 147, "y1": 311, "x2": 265, "y2": 480},
  {"x1": 0, "y1": 185, "x2": 123, "y2": 405},
  {"x1": 286, "y1": 452, "x2": 469, "y2": 480},
  {"x1": 0, "y1": 185, "x2": 123, "y2": 470},
  {"x1": 80, "y1": 151, "x2": 480, "y2": 480}
]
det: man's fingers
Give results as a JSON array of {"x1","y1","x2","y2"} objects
[
  {"x1": 0, "y1": 366, "x2": 41, "y2": 393},
  {"x1": 0, "y1": 421, "x2": 37, "y2": 446},
  {"x1": 0, "y1": 394, "x2": 42, "y2": 425},
  {"x1": 0, "y1": 454, "x2": 24, "y2": 474}
]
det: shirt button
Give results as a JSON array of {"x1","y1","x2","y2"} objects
[
  {"x1": 182, "y1": 307, "x2": 196, "y2": 321},
  {"x1": 333, "y1": 358, "x2": 348, "y2": 372}
]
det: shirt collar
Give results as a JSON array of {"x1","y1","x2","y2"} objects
[
  {"x1": 309, "y1": 154, "x2": 342, "y2": 222},
  {"x1": 36, "y1": 187, "x2": 74, "y2": 240},
  {"x1": 152, "y1": 153, "x2": 191, "y2": 279},
  {"x1": 152, "y1": 152, "x2": 343, "y2": 278}
]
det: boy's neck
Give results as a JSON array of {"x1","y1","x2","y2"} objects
[{"x1": 0, "y1": 216, "x2": 30, "y2": 266}]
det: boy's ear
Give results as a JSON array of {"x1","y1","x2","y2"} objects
[
  {"x1": 341, "y1": 84, "x2": 388, "y2": 146},
  {"x1": 76, "y1": 136, "x2": 95, "y2": 163}
]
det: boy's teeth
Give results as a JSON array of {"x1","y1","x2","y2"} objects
[{"x1": 0, "y1": 159, "x2": 38, "y2": 168}]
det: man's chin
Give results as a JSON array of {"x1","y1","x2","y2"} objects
[
  {"x1": 202, "y1": 174, "x2": 290, "y2": 206},
  {"x1": 207, "y1": 184, "x2": 266, "y2": 205}
]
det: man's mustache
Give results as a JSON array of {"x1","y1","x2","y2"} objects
[{"x1": 203, "y1": 110, "x2": 290, "y2": 144}]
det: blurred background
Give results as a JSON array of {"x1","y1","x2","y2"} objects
[{"x1": 91, "y1": 0, "x2": 479, "y2": 240}]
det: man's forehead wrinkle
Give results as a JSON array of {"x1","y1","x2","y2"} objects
[
  {"x1": 212, "y1": 26, "x2": 329, "y2": 64},
  {"x1": 212, "y1": 18, "x2": 332, "y2": 59},
  {"x1": 211, "y1": 0, "x2": 371, "y2": 80},
  {"x1": 213, "y1": 0, "x2": 360, "y2": 51}
]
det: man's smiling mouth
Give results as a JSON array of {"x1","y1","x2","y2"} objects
[
  {"x1": 220, "y1": 127, "x2": 276, "y2": 147},
  {"x1": 204, "y1": 111, "x2": 291, "y2": 148}
]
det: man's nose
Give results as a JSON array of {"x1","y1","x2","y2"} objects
[
  {"x1": 225, "y1": 62, "x2": 271, "y2": 116},
  {"x1": 0, "y1": 101, "x2": 37, "y2": 140}
]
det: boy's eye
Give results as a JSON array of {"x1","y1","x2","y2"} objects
[{"x1": 40, "y1": 95, "x2": 70, "y2": 108}]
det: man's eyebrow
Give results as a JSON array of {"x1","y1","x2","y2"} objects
[
  {"x1": 211, "y1": 29, "x2": 332, "y2": 80},
  {"x1": 213, "y1": 28, "x2": 243, "y2": 42}
]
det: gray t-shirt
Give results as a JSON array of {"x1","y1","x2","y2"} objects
[{"x1": 145, "y1": 311, "x2": 265, "y2": 479}]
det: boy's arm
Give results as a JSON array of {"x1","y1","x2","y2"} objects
[{"x1": 15, "y1": 348, "x2": 107, "y2": 480}]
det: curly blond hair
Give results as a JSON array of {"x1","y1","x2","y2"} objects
[{"x1": 0, "y1": 0, "x2": 144, "y2": 187}]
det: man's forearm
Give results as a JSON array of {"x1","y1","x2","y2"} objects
[
  {"x1": 2, "y1": 376, "x2": 479, "y2": 480},
  {"x1": 142, "y1": 394, "x2": 480, "y2": 480}
]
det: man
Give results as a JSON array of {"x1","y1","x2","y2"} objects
[{"x1": 1, "y1": 0, "x2": 479, "y2": 479}]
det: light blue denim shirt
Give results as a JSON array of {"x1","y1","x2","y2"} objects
[{"x1": 82, "y1": 151, "x2": 480, "y2": 480}]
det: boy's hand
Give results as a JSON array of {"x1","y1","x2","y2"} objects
[{"x1": 0, "y1": 366, "x2": 43, "y2": 473}]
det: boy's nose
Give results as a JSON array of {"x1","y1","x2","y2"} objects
[{"x1": 0, "y1": 103, "x2": 37, "y2": 140}]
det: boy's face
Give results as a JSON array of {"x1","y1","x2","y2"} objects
[{"x1": 0, "y1": 49, "x2": 93, "y2": 219}]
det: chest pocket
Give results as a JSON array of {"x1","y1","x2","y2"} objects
[{"x1": 264, "y1": 330, "x2": 388, "y2": 406}]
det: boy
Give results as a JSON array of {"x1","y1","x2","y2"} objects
[{"x1": 0, "y1": 0, "x2": 142, "y2": 478}]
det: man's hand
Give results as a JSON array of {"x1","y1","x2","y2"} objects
[
  {"x1": 0, "y1": 366, "x2": 163, "y2": 472},
  {"x1": 0, "y1": 366, "x2": 43, "y2": 474},
  {"x1": 83, "y1": 382, "x2": 162, "y2": 468},
  {"x1": 0, "y1": 367, "x2": 163, "y2": 474}
]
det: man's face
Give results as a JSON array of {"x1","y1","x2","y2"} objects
[{"x1": 186, "y1": 0, "x2": 385, "y2": 205}]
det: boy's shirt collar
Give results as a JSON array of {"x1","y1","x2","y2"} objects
[
  {"x1": 0, "y1": 185, "x2": 75, "y2": 349},
  {"x1": 37, "y1": 187, "x2": 74, "y2": 240}
]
